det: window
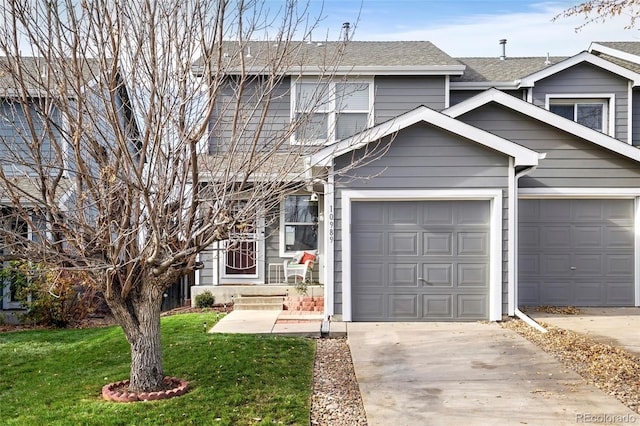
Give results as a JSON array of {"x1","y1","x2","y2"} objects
[
  {"x1": 281, "y1": 195, "x2": 318, "y2": 255},
  {"x1": 293, "y1": 79, "x2": 372, "y2": 144},
  {"x1": 547, "y1": 97, "x2": 611, "y2": 134}
]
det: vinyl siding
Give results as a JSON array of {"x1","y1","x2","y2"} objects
[
  {"x1": 332, "y1": 122, "x2": 510, "y2": 316},
  {"x1": 633, "y1": 88, "x2": 640, "y2": 146},
  {"x1": 374, "y1": 76, "x2": 447, "y2": 123},
  {"x1": 209, "y1": 77, "x2": 291, "y2": 154},
  {"x1": 531, "y1": 62, "x2": 630, "y2": 143},
  {"x1": 457, "y1": 103, "x2": 640, "y2": 188}
]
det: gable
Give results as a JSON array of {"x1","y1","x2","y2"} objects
[{"x1": 454, "y1": 102, "x2": 640, "y2": 188}]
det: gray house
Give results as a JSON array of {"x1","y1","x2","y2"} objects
[{"x1": 188, "y1": 40, "x2": 640, "y2": 322}]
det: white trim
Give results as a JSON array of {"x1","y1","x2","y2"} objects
[
  {"x1": 589, "y1": 42, "x2": 640, "y2": 66},
  {"x1": 507, "y1": 159, "x2": 516, "y2": 316},
  {"x1": 518, "y1": 187, "x2": 640, "y2": 197},
  {"x1": 636, "y1": 197, "x2": 640, "y2": 307},
  {"x1": 323, "y1": 167, "x2": 335, "y2": 319},
  {"x1": 444, "y1": 88, "x2": 640, "y2": 163},
  {"x1": 544, "y1": 94, "x2": 614, "y2": 137},
  {"x1": 225, "y1": 65, "x2": 466, "y2": 77},
  {"x1": 519, "y1": 51, "x2": 640, "y2": 87},
  {"x1": 341, "y1": 189, "x2": 503, "y2": 322},
  {"x1": 629, "y1": 81, "x2": 634, "y2": 144},
  {"x1": 309, "y1": 105, "x2": 540, "y2": 167},
  {"x1": 449, "y1": 81, "x2": 520, "y2": 90},
  {"x1": 444, "y1": 76, "x2": 450, "y2": 108}
]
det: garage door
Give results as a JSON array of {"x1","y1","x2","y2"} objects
[
  {"x1": 519, "y1": 199, "x2": 634, "y2": 307},
  {"x1": 351, "y1": 200, "x2": 490, "y2": 321}
]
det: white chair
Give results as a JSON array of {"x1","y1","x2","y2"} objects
[{"x1": 283, "y1": 251, "x2": 317, "y2": 284}]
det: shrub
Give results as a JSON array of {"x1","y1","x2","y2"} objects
[
  {"x1": 195, "y1": 291, "x2": 215, "y2": 308},
  {"x1": 0, "y1": 261, "x2": 103, "y2": 327}
]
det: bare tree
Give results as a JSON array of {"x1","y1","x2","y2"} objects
[
  {"x1": 0, "y1": 0, "x2": 352, "y2": 392},
  {"x1": 556, "y1": 0, "x2": 640, "y2": 29}
]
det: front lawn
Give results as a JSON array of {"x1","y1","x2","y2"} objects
[{"x1": 0, "y1": 313, "x2": 315, "y2": 425}]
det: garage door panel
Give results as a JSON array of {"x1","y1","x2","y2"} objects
[
  {"x1": 422, "y1": 294, "x2": 453, "y2": 319},
  {"x1": 353, "y1": 294, "x2": 385, "y2": 319},
  {"x1": 541, "y1": 226, "x2": 571, "y2": 249},
  {"x1": 541, "y1": 254, "x2": 572, "y2": 275},
  {"x1": 389, "y1": 295, "x2": 418, "y2": 319},
  {"x1": 605, "y1": 227, "x2": 634, "y2": 248},
  {"x1": 457, "y1": 232, "x2": 489, "y2": 256},
  {"x1": 353, "y1": 263, "x2": 385, "y2": 287},
  {"x1": 519, "y1": 254, "x2": 540, "y2": 275},
  {"x1": 423, "y1": 263, "x2": 452, "y2": 286},
  {"x1": 458, "y1": 264, "x2": 488, "y2": 287},
  {"x1": 389, "y1": 202, "x2": 419, "y2": 225},
  {"x1": 423, "y1": 202, "x2": 454, "y2": 225},
  {"x1": 353, "y1": 232, "x2": 385, "y2": 256},
  {"x1": 389, "y1": 232, "x2": 418, "y2": 255},
  {"x1": 606, "y1": 281, "x2": 635, "y2": 304},
  {"x1": 539, "y1": 281, "x2": 572, "y2": 305},
  {"x1": 606, "y1": 255, "x2": 634, "y2": 276},
  {"x1": 573, "y1": 226, "x2": 602, "y2": 247},
  {"x1": 519, "y1": 226, "x2": 540, "y2": 249},
  {"x1": 389, "y1": 263, "x2": 418, "y2": 287},
  {"x1": 572, "y1": 254, "x2": 603, "y2": 276},
  {"x1": 457, "y1": 295, "x2": 488, "y2": 319},
  {"x1": 423, "y1": 232, "x2": 453, "y2": 255},
  {"x1": 573, "y1": 281, "x2": 604, "y2": 305},
  {"x1": 457, "y1": 203, "x2": 490, "y2": 225},
  {"x1": 519, "y1": 199, "x2": 634, "y2": 307},
  {"x1": 355, "y1": 204, "x2": 385, "y2": 225}
]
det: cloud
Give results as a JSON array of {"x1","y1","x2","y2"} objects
[{"x1": 352, "y1": 2, "x2": 640, "y2": 57}]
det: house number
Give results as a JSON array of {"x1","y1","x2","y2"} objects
[{"x1": 328, "y1": 205, "x2": 334, "y2": 243}]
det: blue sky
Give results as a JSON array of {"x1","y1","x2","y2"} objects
[{"x1": 288, "y1": 0, "x2": 640, "y2": 57}]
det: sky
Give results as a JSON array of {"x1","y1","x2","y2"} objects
[{"x1": 286, "y1": 0, "x2": 640, "y2": 57}]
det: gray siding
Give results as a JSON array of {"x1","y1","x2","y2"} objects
[
  {"x1": 374, "y1": 76, "x2": 446, "y2": 123},
  {"x1": 450, "y1": 89, "x2": 525, "y2": 107},
  {"x1": 457, "y1": 103, "x2": 640, "y2": 187},
  {"x1": 209, "y1": 77, "x2": 291, "y2": 153},
  {"x1": 633, "y1": 88, "x2": 640, "y2": 146},
  {"x1": 332, "y1": 122, "x2": 510, "y2": 316},
  {"x1": 531, "y1": 63, "x2": 630, "y2": 143}
]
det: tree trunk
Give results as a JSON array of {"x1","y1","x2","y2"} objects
[
  {"x1": 106, "y1": 281, "x2": 166, "y2": 393},
  {"x1": 127, "y1": 300, "x2": 164, "y2": 393}
]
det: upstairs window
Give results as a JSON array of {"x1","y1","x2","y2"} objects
[
  {"x1": 547, "y1": 97, "x2": 612, "y2": 135},
  {"x1": 292, "y1": 79, "x2": 372, "y2": 144}
]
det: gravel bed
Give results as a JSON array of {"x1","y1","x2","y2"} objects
[
  {"x1": 310, "y1": 338, "x2": 368, "y2": 425},
  {"x1": 502, "y1": 318, "x2": 640, "y2": 413}
]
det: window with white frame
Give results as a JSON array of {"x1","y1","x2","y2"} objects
[
  {"x1": 280, "y1": 195, "x2": 318, "y2": 255},
  {"x1": 547, "y1": 98, "x2": 610, "y2": 134},
  {"x1": 293, "y1": 79, "x2": 372, "y2": 144}
]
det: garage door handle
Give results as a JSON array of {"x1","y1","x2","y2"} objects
[
  {"x1": 570, "y1": 266, "x2": 577, "y2": 270},
  {"x1": 418, "y1": 277, "x2": 429, "y2": 285}
]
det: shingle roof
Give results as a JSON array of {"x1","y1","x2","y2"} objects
[
  {"x1": 452, "y1": 56, "x2": 568, "y2": 82},
  {"x1": 195, "y1": 41, "x2": 464, "y2": 74},
  {"x1": 0, "y1": 57, "x2": 102, "y2": 94}
]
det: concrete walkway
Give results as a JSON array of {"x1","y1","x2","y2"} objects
[
  {"x1": 530, "y1": 307, "x2": 640, "y2": 356},
  {"x1": 209, "y1": 310, "x2": 347, "y2": 337},
  {"x1": 347, "y1": 322, "x2": 638, "y2": 426}
]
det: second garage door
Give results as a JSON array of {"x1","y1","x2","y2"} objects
[
  {"x1": 351, "y1": 200, "x2": 490, "y2": 321},
  {"x1": 519, "y1": 199, "x2": 634, "y2": 307}
]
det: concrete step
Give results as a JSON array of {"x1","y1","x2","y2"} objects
[
  {"x1": 234, "y1": 295, "x2": 284, "y2": 311},
  {"x1": 235, "y1": 303, "x2": 284, "y2": 311}
]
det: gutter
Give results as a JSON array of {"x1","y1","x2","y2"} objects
[{"x1": 512, "y1": 159, "x2": 548, "y2": 333}]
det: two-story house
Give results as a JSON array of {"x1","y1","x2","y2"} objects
[{"x1": 188, "y1": 39, "x2": 640, "y2": 323}]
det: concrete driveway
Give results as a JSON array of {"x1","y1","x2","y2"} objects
[{"x1": 347, "y1": 322, "x2": 638, "y2": 426}]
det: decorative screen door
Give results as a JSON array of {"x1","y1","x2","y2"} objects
[{"x1": 220, "y1": 201, "x2": 264, "y2": 283}]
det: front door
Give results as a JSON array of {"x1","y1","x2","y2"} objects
[{"x1": 219, "y1": 203, "x2": 265, "y2": 284}]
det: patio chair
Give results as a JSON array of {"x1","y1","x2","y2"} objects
[{"x1": 283, "y1": 250, "x2": 317, "y2": 284}]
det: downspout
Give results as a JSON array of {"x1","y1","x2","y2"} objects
[{"x1": 512, "y1": 157, "x2": 548, "y2": 333}]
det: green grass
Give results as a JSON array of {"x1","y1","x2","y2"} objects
[{"x1": 0, "y1": 313, "x2": 315, "y2": 425}]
